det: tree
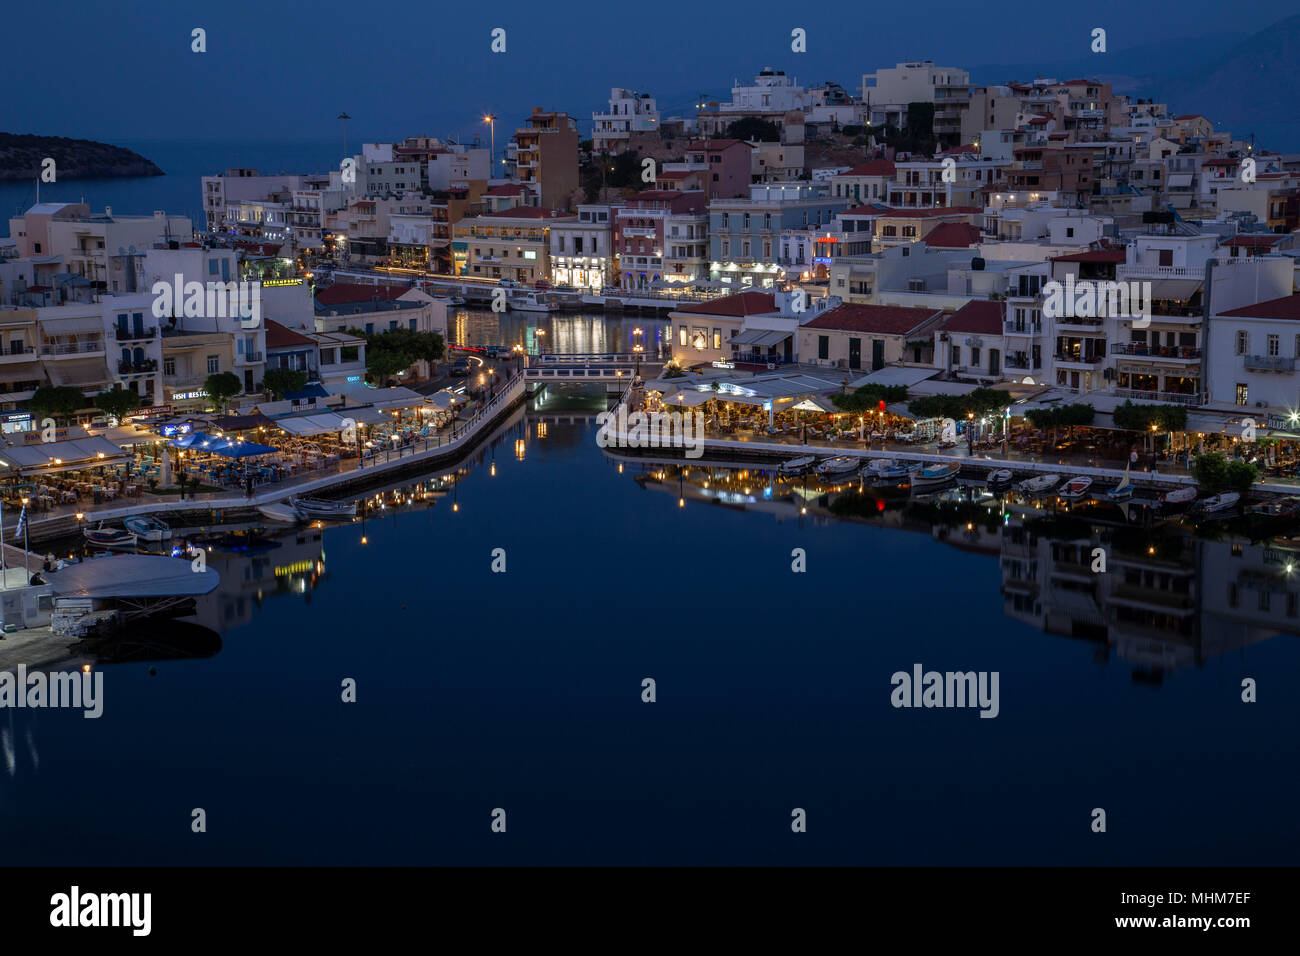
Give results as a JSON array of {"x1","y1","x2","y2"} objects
[
  {"x1": 94, "y1": 387, "x2": 141, "y2": 422},
  {"x1": 725, "y1": 117, "x2": 780, "y2": 142},
  {"x1": 1193, "y1": 452, "x2": 1257, "y2": 495},
  {"x1": 203, "y1": 371, "x2": 242, "y2": 412},
  {"x1": 1112, "y1": 400, "x2": 1187, "y2": 433},
  {"x1": 908, "y1": 387, "x2": 1009, "y2": 421},
  {"x1": 832, "y1": 384, "x2": 908, "y2": 413},
  {"x1": 262, "y1": 368, "x2": 308, "y2": 401},
  {"x1": 367, "y1": 349, "x2": 410, "y2": 383},
  {"x1": 29, "y1": 386, "x2": 87, "y2": 423}
]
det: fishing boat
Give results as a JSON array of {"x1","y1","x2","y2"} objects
[
  {"x1": 1104, "y1": 464, "x2": 1134, "y2": 501},
  {"x1": 257, "y1": 502, "x2": 299, "y2": 523},
  {"x1": 778, "y1": 455, "x2": 817, "y2": 474},
  {"x1": 1194, "y1": 491, "x2": 1240, "y2": 517},
  {"x1": 506, "y1": 291, "x2": 558, "y2": 313},
  {"x1": 84, "y1": 525, "x2": 136, "y2": 549},
  {"x1": 1058, "y1": 476, "x2": 1094, "y2": 500},
  {"x1": 911, "y1": 463, "x2": 959, "y2": 488},
  {"x1": 1159, "y1": 486, "x2": 1198, "y2": 511},
  {"x1": 986, "y1": 468, "x2": 1014, "y2": 490},
  {"x1": 289, "y1": 496, "x2": 358, "y2": 521},
  {"x1": 816, "y1": 456, "x2": 860, "y2": 477},
  {"x1": 1245, "y1": 495, "x2": 1300, "y2": 533},
  {"x1": 1017, "y1": 473, "x2": 1061, "y2": 495},
  {"x1": 122, "y1": 514, "x2": 170, "y2": 542},
  {"x1": 871, "y1": 462, "x2": 922, "y2": 486}
]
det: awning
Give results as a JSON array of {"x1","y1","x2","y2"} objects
[
  {"x1": 45, "y1": 358, "x2": 111, "y2": 387},
  {"x1": 1147, "y1": 278, "x2": 1202, "y2": 301},
  {"x1": 211, "y1": 412, "x2": 275, "y2": 432},
  {"x1": 791, "y1": 395, "x2": 837, "y2": 412},
  {"x1": 40, "y1": 316, "x2": 104, "y2": 334},
  {"x1": 730, "y1": 329, "x2": 790, "y2": 347},
  {"x1": 330, "y1": 383, "x2": 424, "y2": 409},
  {"x1": 0, "y1": 435, "x2": 127, "y2": 472},
  {"x1": 276, "y1": 414, "x2": 347, "y2": 437},
  {"x1": 660, "y1": 390, "x2": 714, "y2": 407},
  {"x1": 1167, "y1": 173, "x2": 1193, "y2": 188}
]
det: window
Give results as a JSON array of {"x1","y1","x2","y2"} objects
[
  {"x1": 818, "y1": 335, "x2": 829, "y2": 360},
  {"x1": 679, "y1": 326, "x2": 687, "y2": 347},
  {"x1": 951, "y1": 346, "x2": 960, "y2": 366},
  {"x1": 164, "y1": 357, "x2": 176, "y2": 376},
  {"x1": 1236, "y1": 383, "x2": 1248, "y2": 406},
  {"x1": 1065, "y1": 227, "x2": 1074, "y2": 237},
  {"x1": 1236, "y1": 330, "x2": 1248, "y2": 355},
  {"x1": 206, "y1": 355, "x2": 220, "y2": 373},
  {"x1": 208, "y1": 259, "x2": 220, "y2": 275},
  {"x1": 721, "y1": 213, "x2": 729, "y2": 227},
  {"x1": 712, "y1": 329, "x2": 721, "y2": 350},
  {"x1": 970, "y1": 347, "x2": 981, "y2": 367},
  {"x1": 1268, "y1": 334, "x2": 1280, "y2": 356}
]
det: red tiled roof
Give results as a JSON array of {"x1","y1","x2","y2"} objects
[
  {"x1": 941, "y1": 300, "x2": 1005, "y2": 335},
  {"x1": 841, "y1": 203, "x2": 890, "y2": 216},
  {"x1": 1047, "y1": 133, "x2": 1070, "y2": 140},
  {"x1": 689, "y1": 139, "x2": 752, "y2": 150},
  {"x1": 922, "y1": 222, "x2": 982, "y2": 248},
  {"x1": 1062, "y1": 78, "x2": 1102, "y2": 86},
  {"x1": 674, "y1": 291, "x2": 776, "y2": 317},
  {"x1": 1219, "y1": 294, "x2": 1300, "y2": 320},
  {"x1": 264, "y1": 319, "x2": 316, "y2": 348},
  {"x1": 655, "y1": 170, "x2": 693, "y2": 179},
  {"x1": 878, "y1": 206, "x2": 980, "y2": 219},
  {"x1": 1050, "y1": 250, "x2": 1126, "y2": 263},
  {"x1": 314, "y1": 282, "x2": 407, "y2": 306},
  {"x1": 1201, "y1": 158, "x2": 1238, "y2": 167},
  {"x1": 1173, "y1": 114, "x2": 1207, "y2": 121},
  {"x1": 1027, "y1": 115, "x2": 1052, "y2": 125},
  {"x1": 802, "y1": 304, "x2": 941, "y2": 336},
  {"x1": 486, "y1": 184, "x2": 526, "y2": 196},
  {"x1": 840, "y1": 160, "x2": 896, "y2": 177}
]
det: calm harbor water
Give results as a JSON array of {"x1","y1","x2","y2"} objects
[{"x1": 3, "y1": 393, "x2": 1299, "y2": 866}]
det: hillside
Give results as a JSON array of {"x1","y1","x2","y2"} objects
[{"x1": 0, "y1": 133, "x2": 163, "y2": 181}]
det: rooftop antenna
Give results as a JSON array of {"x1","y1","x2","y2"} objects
[{"x1": 338, "y1": 112, "x2": 353, "y2": 159}]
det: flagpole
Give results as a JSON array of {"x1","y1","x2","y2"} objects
[
  {"x1": 0, "y1": 495, "x2": 6, "y2": 591},
  {"x1": 17, "y1": 498, "x2": 28, "y2": 579}
]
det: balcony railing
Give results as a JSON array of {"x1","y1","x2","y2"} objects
[
  {"x1": 1054, "y1": 353, "x2": 1106, "y2": 365},
  {"x1": 0, "y1": 346, "x2": 36, "y2": 362},
  {"x1": 239, "y1": 351, "x2": 264, "y2": 363},
  {"x1": 1114, "y1": 388, "x2": 1201, "y2": 405},
  {"x1": 41, "y1": 339, "x2": 105, "y2": 356},
  {"x1": 1003, "y1": 322, "x2": 1042, "y2": 335},
  {"x1": 116, "y1": 327, "x2": 157, "y2": 341},
  {"x1": 1116, "y1": 264, "x2": 1204, "y2": 280},
  {"x1": 1243, "y1": 354, "x2": 1296, "y2": 372},
  {"x1": 1111, "y1": 343, "x2": 1202, "y2": 360},
  {"x1": 1005, "y1": 357, "x2": 1040, "y2": 370},
  {"x1": 118, "y1": 359, "x2": 159, "y2": 374}
]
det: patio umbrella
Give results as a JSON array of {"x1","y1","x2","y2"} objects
[{"x1": 209, "y1": 439, "x2": 279, "y2": 458}]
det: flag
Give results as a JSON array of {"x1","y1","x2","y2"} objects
[{"x1": 13, "y1": 504, "x2": 25, "y2": 541}]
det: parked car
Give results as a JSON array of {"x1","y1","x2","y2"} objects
[
  {"x1": 487, "y1": 346, "x2": 516, "y2": 360},
  {"x1": 450, "y1": 358, "x2": 471, "y2": 377}
]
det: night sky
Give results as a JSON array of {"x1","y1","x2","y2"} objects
[{"x1": 6, "y1": 0, "x2": 1293, "y2": 145}]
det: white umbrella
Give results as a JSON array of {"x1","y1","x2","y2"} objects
[{"x1": 159, "y1": 449, "x2": 173, "y2": 488}]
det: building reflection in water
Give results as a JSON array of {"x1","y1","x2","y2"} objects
[{"x1": 618, "y1": 457, "x2": 1300, "y2": 682}]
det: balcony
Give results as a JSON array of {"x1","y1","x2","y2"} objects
[
  {"x1": 0, "y1": 346, "x2": 36, "y2": 363},
  {"x1": 1111, "y1": 343, "x2": 1202, "y2": 361},
  {"x1": 41, "y1": 339, "x2": 105, "y2": 357},
  {"x1": 1003, "y1": 322, "x2": 1042, "y2": 335},
  {"x1": 1114, "y1": 388, "x2": 1200, "y2": 405},
  {"x1": 1055, "y1": 317, "x2": 1106, "y2": 332},
  {"x1": 238, "y1": 350, "x2": 265, "y2": 363},
  {"x1": 1054, "y1": 352, "x2": 1106, "y2": 366},
  {"x1": 1116, "y1": 264, "x2": 1204, "y2": 281},
  {"x1": 116, "y1": 327, "x2": 157, "y2": 341},
  {"x1": 1005, "y1": 357, "x2": 1040, "y2": 371},
  {"x1": 118, "y1": 358, "x2": 159, "y2": 374},
  {"x1": 1244, "y1": 354, "x2": 1296, "y2": 372}
]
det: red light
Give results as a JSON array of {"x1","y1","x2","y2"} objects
[{"x1": 876, "y1": 499, "x2": 885, "y2": 512}]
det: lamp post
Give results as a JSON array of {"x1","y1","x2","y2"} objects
[
  {"x1": 338, "y1": 112, "x2": 352, "y2": 160},
  {"x1": 483, "y1": 115, "x2": 496, "y2": 175},
  {"x1": 19, "y1": 497, "x2": 29, "y2": 577}
]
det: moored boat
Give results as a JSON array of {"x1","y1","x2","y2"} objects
[
  {"x1": 507, "y1": 292, "x2": 558, "y2": 312},
  {"x1": 1159, "y1": 486, "x2": 1197, "y2": 511},
  {"x1": 84, "y1": 525, "x2": 137, "y2": 549},
  {"x1": 1245, "y1": 495, "x2": 1300, "y2": 531},
  {"x1": 986, "y1": 468, "x2": 1014, "y2": 490},
  {"x1": 779, "y1": 455, "x2": 817, "y2": 474},
  {"x1": 816, "y1": 456, "x2": 859, "y2": 477},
  {"x1": 912, "y1": 463, "x2": 959, "y2": 488},
  {"x1": 258, "y1": 503, "x2": 299, "y2": 524},
  {"x1": 1017, "y1": 473, "x2": 1061, "y2": 495},
  {"x1": 1105, "y1": 464, "x2": 1134, "y2": 501},
  {"x1": 289, "y1": 496, "x2": 358, "y2": 521},
  {"x1": 1059, "y1": 476, "x2": 1094, "y2": 500},
  {"x1": 123, "y1": 514, "x2": 170, "y2": 542},
  {"x1": 1193, "y1": 491, "x2": 1240, "y2": 516}
]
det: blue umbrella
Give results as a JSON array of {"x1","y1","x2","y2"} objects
[{"x1": 208, "y1": 439, "x2": 279, "y2": 458}]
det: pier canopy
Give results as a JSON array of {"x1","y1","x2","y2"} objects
[
  {"x1": 330, "y1": 383, "x2": 425, "y2": 411},
  {"x1": 51, "y1": 555, "x2": 219, "y2": 599},
  {"x1": 0, "y1": 434, "x2": 127, "y2": 474}
]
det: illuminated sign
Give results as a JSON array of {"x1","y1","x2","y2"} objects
[
  {"x1": 23, "y1": 428, "x2": 69, "y2": 444},
  {"x1": 160, "y1": 423, "x2": 193, "y2": 438},
  {"x1": 347, "y1": 375, "x2": 363, "y2": 382},
  {"x1": 711, "y1": 361, "x2": 735, "y2": 369},
  {"x1": 813, "y1": 256, "x2": 833, "y2": 265},
  {"x1": 262, "y1": 278, "x2": 303, "y2": 287},
  {"x1": 172, "y1": 391, "x2": 206, "y2": 401}
]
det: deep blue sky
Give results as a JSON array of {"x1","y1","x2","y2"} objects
[{"x1": 5, "y1": 0, "x2": 1294, "y2": 145}]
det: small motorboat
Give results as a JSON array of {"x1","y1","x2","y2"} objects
[
  {"x1": 1058, "y1": 476, "x2": 1094, "y2": 500},
  {"x1": 123, "y1": 514, "x2": 170, "y2": 542},
  {"x1": 816, "y1": 456, "x2": 860, "y2": 477},
  {"x1": 912, "y1": 463, "x2": 959, "y2": 488},
  {"x1": 289, "y1": 496, "x2": 358, "y2": 521},
  {"x1": 986, "y1": 468, "x2": 1014, "y2": 490},
  {"x1": 258, "y1": 503, "x2": 299, "y2": 524},
  {"x1": 1194, "y1": 491, "x2": 1241, "y2": 517},
  {"x1": 1017, "y1": 473, "x2": 1061, "y2": 495},
  {"x1": 1160, "y1": 486, "x2": 1198, "y2": 511},
  {"x1": 84, "y1": 525, "x2": 137, "y2": 549},
  {"x1": 1245, "y1": 495, "x2": 1300, "y2": 533},
  {"x1": 1105, "y1": 464, "x2": 1134, "y2": 501},
  {"x1": 779, "y1": 455, "x2": 817, "y2": 475}
]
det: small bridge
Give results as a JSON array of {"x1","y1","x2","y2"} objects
[{"x1": 525, "y1": 353, "x2": 661, "y2": 387}]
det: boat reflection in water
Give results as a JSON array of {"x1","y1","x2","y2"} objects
[{"x1": 623, "y1": 458, "x2": 1300, "y2": 683}]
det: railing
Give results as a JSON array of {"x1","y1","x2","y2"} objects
[
  {"x1": 1117, "y1": 264, "x2": 1203, "y2": 280},
  {"x1": 116, "y1": 327, "x2": 157, "y2": 341},
  {"x1": 1113, "y1": 388, "x2": 1200, "y2": 405},
  {"x1": 1055, "y1": 317, "x2": 1105, "y2": 328},
  {"x1": 1003, "y1": 322, "x2": 1042, "y2": 335},
  {"x1": 118, "y1": 359, "x2": 158, "y2": 374},
  {"x1": 239, "y1": 350, "x2": 265, "y2": 363},
  {"x1": 41, "y1": 340, "x2": 105, "y2": 356},
  {"x1": 1053, "y1": 353, "x2": 1106, "y2": 365},
  {"x1": 0, "y1": 346, "x2": 36, "y2": 360},
  {"x1": 1111, "y1": 344, "x2": 1202, "y2": 359},
  {"x1": 535, "y1": 352, "x2": 649, "y2": 364},
  {"x1": 1004, "y1": 357, "x2": 1040, "y2": 371},
  {"x1": 1244, "y1": 354, "x2": 1296, "y2": 372}
]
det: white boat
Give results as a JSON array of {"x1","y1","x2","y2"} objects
[
  {"x1": 1160, "y1": 486, "x2": 1198, "y2": 510},
  {"x1": 258, "y1": 503, "x2": 299, "y2": 524},
  {"x1": 779, "y1": 455, "x2": 817, "y2": 474},
  {"x1": 871, "y1": 461, "x2": 922, "y2": 485},
  {"x1": 1017, "y1": 473, "x2": 1061, "y2": 495},
  {"x1": 1105, "y1": 464, "x2": 1134, "y2": 501},
  {"x1": 507, "y1": 292, "x2": 558, "y2": 312},
  {"x1": 1196, "y1": 491, "x2": 1240, "y2": 516},
  {"x1": 289, "y1": 496, "x2": 358, "y2": 520},
  {"x1": 912, "y1": 463, "x2": 959, "y2": 488},
  {"x1": 1059, "y1": 476, "x2": 1094, "y2": 500},
  {"x1": 986, "y1": 468, "x2": 1014, "y2": 489},
  {"x1": 816, "y1": 456, "x2": 860, "y2": 477},
  {"x1": 84, "y1": 525, "x2": 136, "y2": 549},
  {"x1": 122, "y1": 514, "x2": 170, "y2": 542}
]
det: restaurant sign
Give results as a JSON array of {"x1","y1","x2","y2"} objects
[
  {"x1": 126, "y1": 404, "x2": 173, "y2": 419},
  {"x1": 23, "y1": 428, "x2": 70, "y2": 443}
]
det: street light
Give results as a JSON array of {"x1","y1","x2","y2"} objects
[
  {"x1": 19, "y1": 497, "x2": 30, "y2": 576},
  {"x1": 483, "y1": 115, "x2": 496, "y2": 175}
]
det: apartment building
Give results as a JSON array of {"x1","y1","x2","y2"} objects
[
  {"x1": 453, "y1": 207, "x2": 577, "y2": 284},
  {"x1": 312, "y1": 282, "x2": 446, "y2": 337},
  {"x1": 514, "y1": 108, "x2": 580, "y2": 210},
  {"x1": 660, "y1": 140, "x2": 753, "y2": 201},
  {"x1": 615, "y1": 191, "x2": 706, "y2": 291},
  {"x1": 709, "y1": 183, "x2": 846, "y2": 289},
  {"x1": 934, "y1": 299, "x2": 1009, "y2": 381},
  {"x1": 593, "y1": 88, "x2": 660, "y2": 154},
  {"x1": 798, "y1": 303, "x2": 946, "y2": 372},
  {"x1": 549, "y1": 204, "x2": 617, "y2": 290},
  {"x1": 829, "y1": 161, "x2": 896, "y2": 205},
  {"x1": 201, "y1": 169, "x2": 317, "y2": 233},
  {"x1": 696, "y1": 68, "x2": 808, "y2": 137},
  {"x1": 862, "y1": 61, "x2": 972, "y2": 141}
]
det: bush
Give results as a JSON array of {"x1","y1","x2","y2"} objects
[
  {"x1": 1025, "y1": 403, "x2": 1096, "y2": 430},
  {"x1": 832, "y1": 384, "x2": 908, "y2": 413},
  {"x1": 1112, "y1": 400, "x2": 1187, "y2": 433},
  {"x1": 1192, "y1": 452, "x2": 1257, "y2": 494},
  {"x1": 908, "y1": 387, "x2": 1008, "y2": 421}
]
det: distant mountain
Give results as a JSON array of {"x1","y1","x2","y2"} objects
[
  {"x1": 1140, "y1": 14, "x2": 1300, "y2": 147},
  {"x1": 0, "y1": 133, "x2": 163, "y2": 181}
]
